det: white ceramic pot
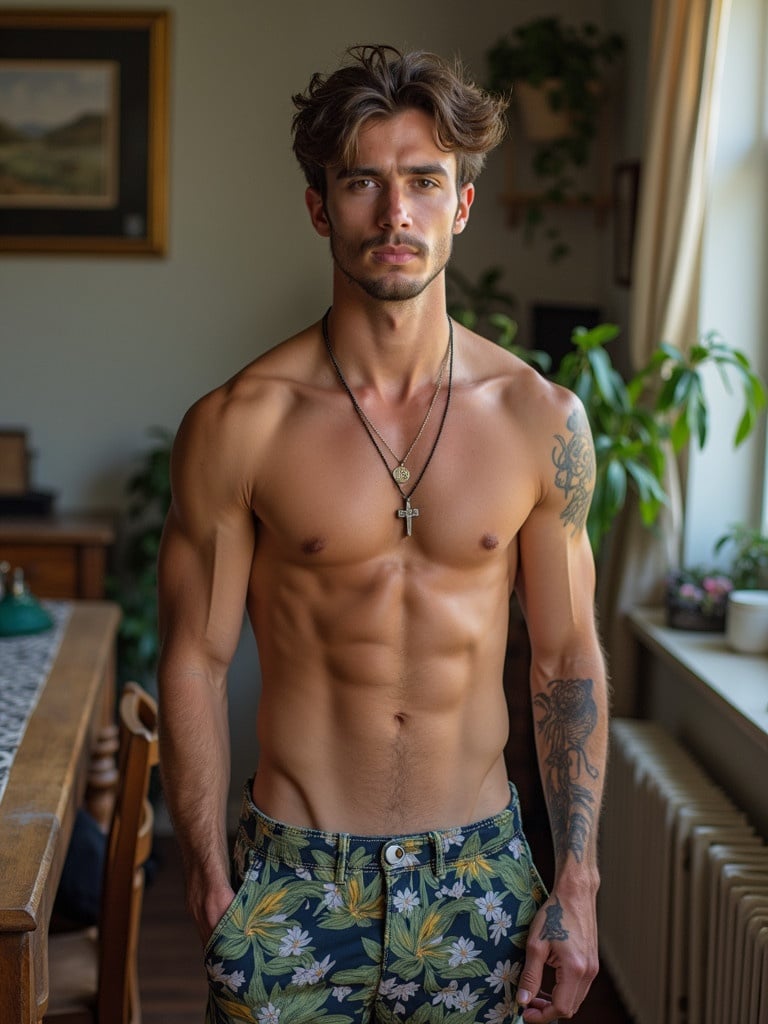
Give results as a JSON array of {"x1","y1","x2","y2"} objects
[{"x1": 726, "y1": 590, "x2": 768, "y2": 654}]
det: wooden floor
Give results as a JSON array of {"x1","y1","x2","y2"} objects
[
  {"x1": 139, "y1": 834, "x2": 632, "y2": 1023},
  {"x1": 139, "y1": 836, "x2": 209, "y2": 1022}
]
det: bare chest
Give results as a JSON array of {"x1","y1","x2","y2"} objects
[{"x1": 251, "y1": 390, "x2": 539, "y2": 569}]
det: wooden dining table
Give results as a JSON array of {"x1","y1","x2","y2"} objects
[{"x1": 0, "y1": 601, "x2": 120, "y2": 1023}]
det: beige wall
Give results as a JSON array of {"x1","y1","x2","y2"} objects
[
  {"x1": 2, "y1": 0, "x2": 643, "y2": 512},
  {"x1": 0, "y1": 0, "x2": 648, "y2": 821}
]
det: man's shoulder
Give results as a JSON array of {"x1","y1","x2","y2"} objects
[
  {"x1": 185, "y1": 324, "x2": 321, "y2": 430},
  {"x1": 464, "y1": 326, "x2": 582, "y2": 425},
  {"x1": 172, "y1": 323, "x2": 327, "y2": 482}
]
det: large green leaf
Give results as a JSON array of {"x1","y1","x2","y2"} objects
[
  {"x1": 586, "y1": 346, "x2": 626, "y2": 408},
  {"x1": 571, "y1": 322, "x2": 621, "y2": 349}
]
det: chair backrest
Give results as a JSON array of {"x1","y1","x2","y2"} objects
[{"x1": 97, "y1": 682, "x2": 159, "y2": 1024}]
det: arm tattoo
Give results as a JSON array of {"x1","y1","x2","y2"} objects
[
  {"x1": 534, "y1": 678, "x2": 599, "y2": 864},
  {"x1": 552, "y1": 409, "x2": 594, "y2": 533},
  {"x1": 540, "y1": 896, "x2": 569, "y2": 941}
]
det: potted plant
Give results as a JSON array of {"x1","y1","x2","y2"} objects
[
  {"x1": 485, "y1": 17, "x2": 624, "y2": 260},
  {"x1": 664, "y1": 568, "x2": 734, "y2": 631},
  {"x1": 662, "y1": 525, "x2": 768, "y2": 633},
  {"x1": 553, "y1": 326, "x2": 766, "y2": 552},
  {"x1": 714, "y1": 523, "x2": 768, "y2": 590}
]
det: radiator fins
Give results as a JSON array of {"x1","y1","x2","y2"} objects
[{"x1": 599, "y1": 718, "x2": 768, "y2": 1024}]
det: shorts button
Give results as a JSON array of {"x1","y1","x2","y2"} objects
[{"x1": 384, "y1": 842, "x2": 406, "y2": 866}]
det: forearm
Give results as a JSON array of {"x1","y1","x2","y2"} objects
[
  {"x1": 513, "y1": 656, "x2": 607, "y2": 1019},
  {"x1": 158, "y1": 661, "x2": 232, "y2": 899},
  {"x1": 530, "y1": 656, "x2": 608, "y2": 885}
]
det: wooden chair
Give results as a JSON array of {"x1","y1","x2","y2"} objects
[{"x1": 45, "y1": 682, "x2": 159, "y2": 1024}]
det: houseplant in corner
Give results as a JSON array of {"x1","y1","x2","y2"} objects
[
  {"x1": 552, "y1": 326, "x2": 766, "y2": 554},
  {"x1": 485, "y1": 17, "x2": 624, "y2": 260},
  {"x1": 450, "y1": 294, "x2": 766, "y2": 555}
]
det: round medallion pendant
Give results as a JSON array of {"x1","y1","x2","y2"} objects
[{"x1": 392, "y1": 465, "x2": 411, "y2": 484}]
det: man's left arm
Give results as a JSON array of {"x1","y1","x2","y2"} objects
[{"x1": 514, "y1": 395, "x2": 609, "y2": 1023}]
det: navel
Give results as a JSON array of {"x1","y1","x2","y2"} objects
[
  {"x1": 301, "y1": 536, "x2": 326, "y2": 555},
  {"x1": 481, "y1": 533, "x2": 499, "y2": 550}
]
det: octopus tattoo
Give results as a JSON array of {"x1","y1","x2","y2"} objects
[
  {"x1": 551, "y1": 410, "x2": 595, "y2": 533},
  {"x1": 534, "y1": 677, "x2": 599, "y2": 864}
]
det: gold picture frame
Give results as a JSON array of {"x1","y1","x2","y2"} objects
[{"x1": 0, "y1": 9, "x2": 170, "y2": 255}]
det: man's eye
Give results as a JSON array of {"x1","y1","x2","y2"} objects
[
  {"x1": 350, "y1": 178, "x2": 375, "y2": 189},
  {"x1": 415, "y1": 178, "x2": 438, "y2": 189}
]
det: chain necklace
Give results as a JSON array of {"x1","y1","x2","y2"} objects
[
  {"x1": 349, "y1": 337, "x2": 449, "y2": 485},
  {"x1": 322, "y1": 308, "x2": 454, "y2": 537}
]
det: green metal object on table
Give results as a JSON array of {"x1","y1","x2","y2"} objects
[{"x1": 0, "y1": 564, "x2": 54, "y2": 637}]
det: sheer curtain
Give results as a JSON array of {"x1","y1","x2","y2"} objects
[{"x1": 600, "y1": 0, "x2": 732, "y2": 714}]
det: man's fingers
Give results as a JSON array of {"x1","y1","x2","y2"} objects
[
  {"x1": 520, "y1": 968, "x2": 594, "y2": 1021},
  {"x1": 519, "y1": 990, "x2": 562, "y2": 1023},
  {"x1": 517, "y1": 950, "x2": 546, "y2": 1011}
]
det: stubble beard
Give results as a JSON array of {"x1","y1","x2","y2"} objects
[{"x1": 327, "y1": 226, "x2": 455, "y2": 303}]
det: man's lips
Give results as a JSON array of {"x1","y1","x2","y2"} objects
[{"x1": 371, "y1": 246, "x2": 420, "y2": 265}]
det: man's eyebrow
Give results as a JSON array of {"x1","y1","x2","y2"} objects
[{"x1": 335, "y1": 163, "x2": 451, "y2": 180}]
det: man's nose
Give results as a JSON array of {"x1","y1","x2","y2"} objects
[{"x1": 378, "y1": 185, "x2": 412, "y2": 229}]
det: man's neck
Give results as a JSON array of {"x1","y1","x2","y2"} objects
[{"x1": 326, "y1": 281, "x2": 451, "y2": 397}]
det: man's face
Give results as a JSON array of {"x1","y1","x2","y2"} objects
[{"x1": 306, "y1": 108, "x2": 474, "y2": 302}]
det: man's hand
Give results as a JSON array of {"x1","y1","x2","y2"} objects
[
  {"x1": 516, "y1": 890, "x2": 599, "y2": 1022},
  {"x1": 191, "y1": 883, "x2": 236, "y2": 948}
]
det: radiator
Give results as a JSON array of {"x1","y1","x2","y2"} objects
[{"x1": 599, "y1": 719, "x2": 768, "y2": 1024}]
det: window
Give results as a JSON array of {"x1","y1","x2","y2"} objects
[{"x1": 684, "y1": 0, "x2": 768, "y2": 564}]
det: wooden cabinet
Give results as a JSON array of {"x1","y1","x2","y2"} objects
[{"x1": 0, "y1": 516, "x2": 115, "y2": 599}]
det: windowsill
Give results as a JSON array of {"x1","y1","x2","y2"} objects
[{"x1": 628, "y1": 607, "x2": 768, "y2": 751}]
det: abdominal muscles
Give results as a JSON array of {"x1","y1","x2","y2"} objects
[{"x1": 250, "y1": 555, "x2": 512, "y2": 833}]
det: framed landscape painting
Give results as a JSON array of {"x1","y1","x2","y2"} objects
[{"x1": 0, "y1": 10, "x2": 169, "y2": 255}]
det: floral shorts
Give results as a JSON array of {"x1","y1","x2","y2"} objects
[{"x1": 204, "y1": 781, "x2": 547, "y2": 1023}]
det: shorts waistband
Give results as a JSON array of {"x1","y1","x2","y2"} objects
[{"x1": 236, "y1": 781, "x2": 525, "y2": 884}]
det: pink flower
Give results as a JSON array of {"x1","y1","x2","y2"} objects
[{"x1": 702, "y1": 575, "x2": 733, "y2": 597}]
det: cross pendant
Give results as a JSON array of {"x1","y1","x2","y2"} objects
[{"x1": 397, "y1": 497, "x2": 420, "y2": 537}]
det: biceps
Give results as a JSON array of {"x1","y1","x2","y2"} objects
[
  {"x1": 158, "y1": 505, "x2": 255, "y2": 671},
  {"x1": 515, "y1": 512, "x2": 597, "y2": 665}
]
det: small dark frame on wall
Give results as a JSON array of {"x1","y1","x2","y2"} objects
[
  {"x1": 613, "y1": 160, "x2": 640, "y2": 287},
  {"x1": 0, "y1": 9, "x2": 169, "y2": 255}
]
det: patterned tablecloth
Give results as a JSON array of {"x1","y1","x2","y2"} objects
[{"x1": 0, "y1": 601, "x2": 73, "y2": 804}]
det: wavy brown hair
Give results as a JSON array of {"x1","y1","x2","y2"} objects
[{"x1": 292, "y1": 44, "x2": 508, "y2": 196}]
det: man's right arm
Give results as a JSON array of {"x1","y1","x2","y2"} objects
[{"x1": 157, "y1": 390, "x2": 257, "y2": 945}]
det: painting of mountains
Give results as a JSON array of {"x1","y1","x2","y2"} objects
[{"x1": 0, "y1": 62, "x2": 118, "y2": 207}]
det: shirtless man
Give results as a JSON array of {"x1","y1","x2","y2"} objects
[{"x1": 158, "y1": 45, "x2": 608, "y2": 1024}]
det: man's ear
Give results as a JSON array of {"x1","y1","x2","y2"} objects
[
  {"x1": 453, "y1": 182, "x2": 475, "y2": 235},
  {"x1": 305, "y1": 187, "x2": 331, "y2": 238}
]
